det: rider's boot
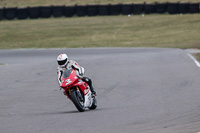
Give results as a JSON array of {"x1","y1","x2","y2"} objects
[
  {"x1": 82, "y1": 77, "x2": 96, "y2": 96},
  {"x1": 90, "y1": 86, "x2": 96, "y2": 96}
]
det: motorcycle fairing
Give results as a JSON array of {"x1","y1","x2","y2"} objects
[{"x1": 59, "y1": 69, "x2": 93, "y2": 108}]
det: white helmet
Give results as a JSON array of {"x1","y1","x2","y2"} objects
[{"x1": 57, "y1": 54, "x2": 68, "y2": 67}]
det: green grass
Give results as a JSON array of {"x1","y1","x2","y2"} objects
[
  {"x1": 0, "y1": 14, "x2": 200, "y2": 49},
  {"x1": 194, "y1": 53, "x2": 200, "y2": 62},
  {"x1": 0, "y1": 0, "x2": 200, "y2": 7}
]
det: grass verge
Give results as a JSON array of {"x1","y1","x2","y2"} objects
[
  {"x1": 0, "y1": 14, "x2": 200, "y2": 49},
  {"x1": 193, "y1": 53, "x2": 200, "y2": 62}
]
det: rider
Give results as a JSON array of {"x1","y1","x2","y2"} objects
[{"x1": 57, "y1": 54, "x2": 96, "y2": 96}]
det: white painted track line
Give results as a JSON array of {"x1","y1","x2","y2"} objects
[{"x1": 187, "y1": 53, "x2": 200, "y2": 68}]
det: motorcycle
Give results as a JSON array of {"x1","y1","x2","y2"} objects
[{"x1": 59, "y1": 68, "x2": 97, "y2": 112}]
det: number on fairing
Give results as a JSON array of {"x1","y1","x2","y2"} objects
[{"x1": 65, "y1": 79, "x2": 72, "y2": 85}]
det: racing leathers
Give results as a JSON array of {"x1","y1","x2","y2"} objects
[{"x1": 57, "y1": 60, "x2": 96, "y2": 95}]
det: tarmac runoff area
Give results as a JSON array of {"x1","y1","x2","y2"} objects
[{"x1": 0, "y1": 48, "x2": 200, "y2": 133}]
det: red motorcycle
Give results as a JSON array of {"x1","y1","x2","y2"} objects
[{"x1": 59, "y1": 68, "x2": 97, "y2": 112}]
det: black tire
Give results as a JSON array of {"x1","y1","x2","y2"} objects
[
  {"x1": 52, "y1": 6, "x2": 64, "y2": 18},
  {"x1": 144, "y1": 3, "x2": 156, "y2": 14},
  {"x1": 98, "y1": 5, "x2": 110, "y2": 16},
  {"x1": 132, "y1": 4, "x2": 144, "y2": 14},
  {"x1": 0, "y1": 8, "x2": 4, "y2": 21},
  {"x1": 121, "y1": 4, "x2": 132, "y2": 15},
  {"x1": 4, "y1": 7, "x2": 17, "y2": 20},
  {"x1": 17, "y1": 8, "x2": 28, "y2": 20},
  {"x1": 89, "y1": 97, "x2": 97, "y2": 110},
  {"x1": 71, "y1": 90, "x2": 85, "y2": 112},
  {"x1": 189, "y1": 3, "x2": 199, "y2": 13},
  {"x1": 28, "y1": 7, "x2": 40, "y2": 19},
  {"x1": 156, "y1": 3, "x2": 168, "y2": 14},
  {"x1": 167, "y1": 3, "x2": 179, "y2": 14},
  {"x1": 87, "y1": 5, "x2": 99, "y2": 16},
  {"x1": 63, "y1": 6, "x2": 75, "y2": 17},
  {"x1": 40, "y1": 6, "x2": 52, "y2": 18},
  {"x1": 109, "y1": 4, "x2": 121, "y2": 15},
  {"x1": 179, "y1": 3, "x2": 189, "y2": 14},
  {"x1": 76, "y1": 5, "x2": 87, "y2": 17}
]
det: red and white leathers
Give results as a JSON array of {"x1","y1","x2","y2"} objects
[
  {"x1": 57, "y1": 60, "x2": 84, "y2": 86},
  {"x1": 56, "y1": 54, "x2": 96, "y2": 95}
]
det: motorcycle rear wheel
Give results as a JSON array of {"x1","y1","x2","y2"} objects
[
  {"x1": 89, "y1": 97, "x2": 97, "y2": 110},
  {"x1": 71, "y1": 90, "x2": 85, "y2": 112}
]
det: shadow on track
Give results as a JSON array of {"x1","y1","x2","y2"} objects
[{"x1": 32, "y1": 107, "x2": 109, "y2": 116}]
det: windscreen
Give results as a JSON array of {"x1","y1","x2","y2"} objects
[{"x1": 63, "y1": 69, "x2": 73, "y2": 78}]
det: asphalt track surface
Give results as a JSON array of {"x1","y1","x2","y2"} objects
[{"x1": 1, "y1": 48, "x2": 200, "y2": 133}]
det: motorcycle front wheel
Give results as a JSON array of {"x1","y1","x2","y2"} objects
[{"x1": 71, "y1": 90, "x2": 85, "y2": 112}]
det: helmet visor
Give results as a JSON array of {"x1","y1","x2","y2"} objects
[{"x1": 58, "y1": 58, "x2": 67, "y2": 65}]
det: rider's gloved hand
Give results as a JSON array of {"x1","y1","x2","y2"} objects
[{"x1": 79, "y1": 67, "x2": 85, "y2": 76}]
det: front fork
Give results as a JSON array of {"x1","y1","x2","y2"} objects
[
  {"x1": 75, "y1": 87, "x2": 84, "y2": 101},
  {"x1": 64, "y1": 87, "x2": 83, "y2": 101}
]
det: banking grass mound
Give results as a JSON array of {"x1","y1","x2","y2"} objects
[{"x1": 0, "y1": 14, "x2": 200, "y2": 49}]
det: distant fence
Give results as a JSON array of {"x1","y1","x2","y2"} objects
[{"x1": 0, "y1": 2, "x2": 199, "y2": 20}]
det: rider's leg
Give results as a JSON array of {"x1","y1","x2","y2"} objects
[{"x1": 82, "y1": 77, "x2": 96, "y2": 95}]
